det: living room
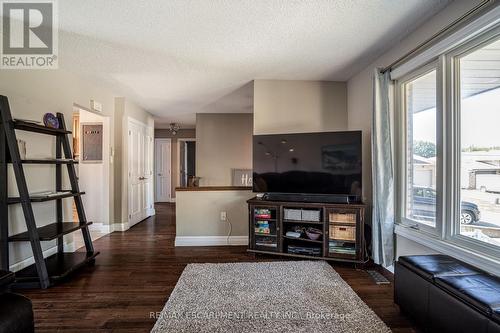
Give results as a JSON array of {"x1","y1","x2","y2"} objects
[{"x1": 1, "y1": 1, "x2": 500, "y2": 333}]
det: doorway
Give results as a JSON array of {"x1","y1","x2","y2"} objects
[
  {"x1": 178, "y1": 138, "x2": 196, "y2": 187},
  {"x1": 72, "y1": 106, "x2": 111, "y2": 228},
  {"x1": 154, "y1": 139, "x2": 171, "y2": 202},
  {"x1": 127, "y1": 118, "x2": 154, "y2": 228}
]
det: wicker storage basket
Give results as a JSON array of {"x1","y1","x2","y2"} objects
[
  {"x1": 329, "y1": 212, "x2": 356, "y2": 224},
  {"x1": 329, "y1": 225, "x2": 356, "y2": 241}
]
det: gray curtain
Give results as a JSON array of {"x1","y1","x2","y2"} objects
[{"x1": 371, "y1": 68, "x2": 395, "y2": 267}]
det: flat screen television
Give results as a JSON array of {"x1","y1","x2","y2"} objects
[{"x1": 253, "y1": 131, "x2": 362, "y2": 197}]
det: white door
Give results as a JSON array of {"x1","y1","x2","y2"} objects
[
  {"x1": 128, "y1": 119, "x2": 154, "y2": 227},
  {"x1": 143, "y1": 128, "x2": 154, "y2": 215},
  {"x1": 155, "y1": 139, "x2": 171, "y2": 202},
  {"x1": 128, "y1": 121, "x2": 144, "y2": 225}
]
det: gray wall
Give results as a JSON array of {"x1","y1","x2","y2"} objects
[
  {"x1": 253, "y1": 80, "x2": 347, "y2": 135},
  {"x1": 196, "y1": 113, "x2": 253, "y2": 186}
]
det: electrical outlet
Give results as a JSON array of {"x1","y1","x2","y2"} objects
[{"x1": 220, "y1": 211, "x2": 227, "y2": 222}]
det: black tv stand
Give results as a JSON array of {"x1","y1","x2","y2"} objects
[
  {"x1": 247, "y1": 197, "x2": 367, "y2": 263},
  {"x1": 262, "y1": 193, "x2": 359, "y2": 204}
]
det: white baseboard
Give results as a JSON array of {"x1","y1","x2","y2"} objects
[
  {"x1": 147, "y1": 208, "x2": 156, "y2": 216},
  {"x1": 90, "y1": 222, "x2": 114, "y2": 233},
  {"x1": 113, "y1": 221, "x2": 130, "y2": 232},
  {"x1": 9, "y1": 241, "x2": 75, "y2": 272},
  {"x1": 175, "y1": 236, "x2": 249, "y2": 247}
]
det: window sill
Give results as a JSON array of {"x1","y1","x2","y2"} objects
[{"x1": 395, "y1": 224, "x2": 500, "y2": 276}]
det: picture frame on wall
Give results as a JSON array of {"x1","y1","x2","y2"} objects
[
  {"x1": 81, "y1": 123, "x2": 103, "y2": 163},
  {"x1": 232, "y1": 169, "x2": 252, "y2": 186}
]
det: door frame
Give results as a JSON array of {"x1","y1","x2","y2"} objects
[
  {"x1": 127, "y1": 117, "x2": 154, "y2": 228},
  {"x1": 154, "y1": 138, "x2": 172, "y2": 203},
  {"x1": 177, "y1": 138, "x2": 196, "y2": 187},
  {"x1": 72, "y1": 106, "x2": 111, "y2": 227}
]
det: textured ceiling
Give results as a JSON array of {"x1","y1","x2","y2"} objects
[{"x1": 57, "y1": 0, "x2": 451, "y2": 126}]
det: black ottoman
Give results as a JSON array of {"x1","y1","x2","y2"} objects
[
  {"x1": 395, "y1": 255, "x2": 482, "y2": 330},
  {"x1": 0, "y1": 270, "x2": 34, "y2": 333},
  {"x1": 432, "y1": 274, "x2": 500, "y2": 333}
]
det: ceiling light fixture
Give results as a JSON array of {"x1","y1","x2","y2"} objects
[{"x1": 169, "y1": 123, "x2": 180, "y2": 136}]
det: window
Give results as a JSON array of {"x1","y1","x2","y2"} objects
[
  {"x1": 396, "y1": 23, "x2": 500, "y2": 265},
  {"x1": 457, "y1": 36, "x2": 500, "y2": 248},
  {"x1": 402, "y1": 68, "x2": 439, "y2": 229}
]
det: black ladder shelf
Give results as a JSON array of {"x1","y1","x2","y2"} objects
[{"x1": 0, "y1": 95, "x2": 99, "y2": 289}]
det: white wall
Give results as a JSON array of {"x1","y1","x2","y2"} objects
[
  {"x1": 0, "y1": 69, "x2": 118, "y2": 270},
  {"x1": 196, "y1": 113, "x2": 253, "y2": 186},
  {"x1": 347, "y1": 0, "x2": 484, "y2": 255},
  {"x1": 254, "y1": 80, "x2": 347, "y2": 135},
  {"x1": 114, "y1": 97, "x2": 155, "y2": 226},
  {"x1": 0, "y1": 69, "x2": 154, "y2": 270},
  {"x1": 77, "y1": 108, "x2": 110, "y2": 226}
]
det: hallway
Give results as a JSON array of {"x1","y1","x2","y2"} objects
[{"x1": 20, "y1": 203, "x2": 415, "y2": 332}]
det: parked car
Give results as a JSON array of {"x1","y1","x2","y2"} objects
[{"x1": 411, "y1": 186, "x2": 480, "y2": 224}]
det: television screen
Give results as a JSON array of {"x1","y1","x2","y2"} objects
[{"x1": 253, "y1": 131, "x2": 362, "y2": 195}]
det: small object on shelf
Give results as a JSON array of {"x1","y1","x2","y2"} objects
[
  {"x1": 29, "y1": 191, "x2": 71, "y2": 199},
  {"x1": 287, "y1": 245, "x2": 321, "y2": 256},
  {"x1": 284, "y1": 208, "x2": 302, "y2": 221},
  {"x1": 284, "y1": 208, "x2": 321, "y2": 221},
  {"x1": 17, "y1": 139, "x2": 27, "y2": 159},
  {"x1": 255, "y1": 242, "x2": 277, "y2": 248},
  {"x1": 255, "y1": 221, "x2": 270, "y2": 234},
  {"x1": 15, "y1": 118, "x2": 42, "y2": 124},
  {"x1": 305, "y1": 227, "x2": 323, "y2": 240},
  {"x1": 43, "y1": 113, "x2": 59, "y2": 129},
  {"x1": 302, "y1": 209, "x2": 321, "y2": 222},
  {"x1": 285, "y1": 231, "x2": 302, "y2": 238},
  {"x1": 254, "y1": 208, "x2": 272, "y2": 219},
  {"x1": 255, "y1": 235, "x2": 277, "y2": 248},
  {"x1": 329, "y1": 240, "x2": 356, "y2": 255}
]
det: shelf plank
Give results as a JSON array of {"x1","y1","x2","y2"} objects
[
  {"x1": 7, "y1": 191, "x2": 85, "y2": 205},
  {"x1": 20, "y1": 159, "x2": 78, "y2": 164},
  {"x1": 12, "y1": 120, "x2": 71, "y2": 135},
  {"x1": 255, "y1": 233, "x2": 277, "y2": 237},
  {"x1": 14, "y1": 251, "x2": 99, "y2": 285},
  {"x1": 283, "y1": 235, "x2": 323, "y2": 244},
  {"x1": 9, "y1": 222, "x2": 92, "y2": 242},
  {"x1": 283, "y1": 220, "x2": 323, "y2": 225}
]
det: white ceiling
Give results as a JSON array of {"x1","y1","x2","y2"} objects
[{"x1": 57, "y1": 0, "x2": 451, "y2": 126}]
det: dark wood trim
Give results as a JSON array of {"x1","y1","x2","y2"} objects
[{"x1": 176, "y1": 186, "x2": 252, "y2": 192}]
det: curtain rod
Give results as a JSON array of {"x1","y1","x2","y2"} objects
[{"x1": 381, "y1": 0, "x2": 496, "y2": 74}]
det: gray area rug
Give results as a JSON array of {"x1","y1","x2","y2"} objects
[{"x1": 151, "y1": 261, "x2": 390, "y2": 333}]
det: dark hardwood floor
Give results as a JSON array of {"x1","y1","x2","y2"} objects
[{"x1": 20, "y1": 203, "x2": 417, "y2": 332}]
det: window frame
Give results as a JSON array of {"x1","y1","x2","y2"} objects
[
  {"x1": 396, "y1": 61, "x2": 443, "y2": 237},
  {"x1": 444, "y1": 25, "x2": 500, "y2": 259},
  {"x1": 395, "y1": 23, "x2": 500, "y2": 265}
]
